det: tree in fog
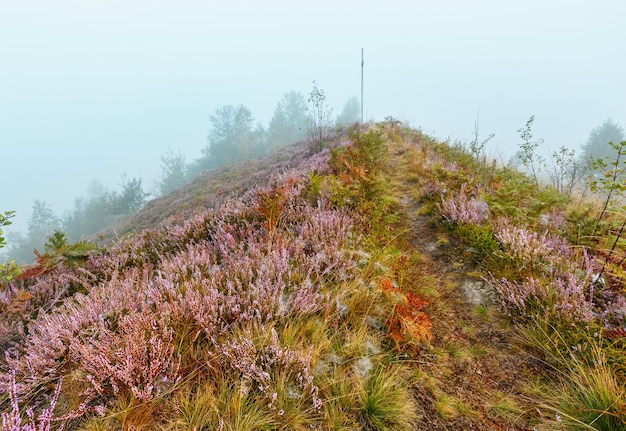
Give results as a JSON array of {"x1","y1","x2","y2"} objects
[
  {"x1": 159, "y1": 149, "x2": 189, "y2": 196},
  {"x1": 306, "y1": 81, "x2": 333, "y2": 148},
  {"x1": 63, "y1": 180, "x2": 110, "y2": 240},
  {"x1": 194, "y1": 105, "x2": 256, "y2": 173},
  {"x1": 267, "y1": 90, "x2": 307, "y2": 152},
  {"x1": 9, "y1": 200, "x2": 60, "y2": 263},
  {"x1": 110, "y1": 174, "x2": 149, "y2": 215},
  {"x1": 29, "y1": 200, "x2": 60, "y2": 240},
  {"x1": 581, "y1": 119, "x2": 625, "y2": 166},
  {"x1": 62, "y1": 177, "x2": 148, "y2": 241},
  {"x1": 63, "y1": 197, "x2": 88, "y2": 241},
  {"x1": 336, "y1": 96, "x2": 360, "y2": 126},
  {"x1": 545, "y1": 145, "x2": 585, "y2": 196},
  {"x1": 511, "y1": 115, "x2": 544, "y2": 189},
  {"x1": 252, "y1": 122, "x2": 268, "y2": 157}
]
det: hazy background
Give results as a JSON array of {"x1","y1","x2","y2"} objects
[{"x1": 2, "y1": 0, "x2": 625, "y2": 234}]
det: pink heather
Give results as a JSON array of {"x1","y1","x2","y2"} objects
[{"x1": 0, "y1": 143, "x2": 357, "y2": 421}]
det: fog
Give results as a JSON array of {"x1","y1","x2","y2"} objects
[{"x1": 1, "y1": 0, "x2": 625, "y2": 238}]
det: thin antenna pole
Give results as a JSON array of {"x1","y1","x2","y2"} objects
[{"x1": 360, "y1": 48, "x2": 364, "y2": 124}]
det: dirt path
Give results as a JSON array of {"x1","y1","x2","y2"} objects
[{"x1": 385, "y1": 137, "x2": 536, "y2": 430}]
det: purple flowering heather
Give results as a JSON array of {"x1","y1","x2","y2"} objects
[
  {"x1": 494, "y1": 219, "x2": 572, "y2": 273},
  {"x1": 488, "y1": 273, "x2": 595, "y2": 323},
  {"x1": 298, "y1": 148, "x2": 332, "y2": 174},
  {"x1": 0, "y1": 142, "x2": 363, "y2": 422},
  {"x1": 438, "y1": 187, "x2": 489, "y2": 224},
  {"x1": 1, "y1": 372, "x2": 62, "y2": 431},
  {"x1": 487, "y1": 248, "x2": 597, "y2": 323},
  {"x1": 220, "y1": 328, "x2": 321, "y2": 412},
  {"x1": 72, "y1": 314, "x2": 180, "y2": 403}
]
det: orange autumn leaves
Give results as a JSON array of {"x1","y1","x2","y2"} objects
[{"x1": 380, "y1": 277, "x2": 432, "y2": 349}]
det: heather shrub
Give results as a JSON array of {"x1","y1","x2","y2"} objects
[
  {"x1": 71, "y1": 313, "x2": 180, "y2": 403},
  {"x1": 434, "y1": 185, "x2": 498, "y2": 264},
  {"x1": 408, "y1": 146, "x2": 446, "y2": 202},
  {"x1": 437, "y1": 186, "x2": 489, "y2": 225},
  {"x1": 1, "y1": 372, "x2": 63, "y2": 431},
  {"x1": 217, "y1": 327, "x2": 322, "y2": 422},
  {"x1": 493, "y1": 219, "x2": 572, "y2": 277},
  {"x1": 0, "y1": 130, "x2": 422, "y2": 429},
  {"x1": 486, "y1": 220, "x2": 598, "y2": 325},
  {"x1": 487, "y1": 271, "x2": 595, "y2": 324}
]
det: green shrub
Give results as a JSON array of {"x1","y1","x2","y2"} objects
[
  {"x1": 454, "y1": 223, "x2": 500, "y2": 265},
  {"x1": 0, "y1": 211, "x2": 20, "y2": 283},
  {"x1": 485, "y1": 173, "x2": 535, "y2": 221},
  {"x1": 565, "y1": 205, "x2": 602, "y2": 247}
]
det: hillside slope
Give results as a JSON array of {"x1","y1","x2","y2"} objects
[
  {"x1": 98, "y1": 138, "x2": 321, "y2": 242},
  {"x1": 1, "y1": 124, "x2": 624, "y2": 430}
]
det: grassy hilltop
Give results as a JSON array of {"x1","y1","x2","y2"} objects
[{"x1": 1, "y1": 123, "x2": 625, "y2": 430}]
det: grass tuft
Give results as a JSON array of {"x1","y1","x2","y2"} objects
[{"x1": 357, "y1": 364, "x2": 417, "y2": 431}]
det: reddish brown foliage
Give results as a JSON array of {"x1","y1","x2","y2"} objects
[
  {"x1": 254, "y1": 185, "x2": 291, "y2": 235},
  {"x1": 14, "y1": 250, "x2": 62, "y2": 282},
  {"x1": 13, "y1": 265, "x2": 46, "y2": 282},
  {"x1": 604, "y1": 326, "x2": 626, "y2": 340},
  {"x1": 5, "y1": 289, "x2": 33, "y2": 315},
  {"x1": 380, "y1": 277, "x2": 432, "y2": 349},
  {"x1": 336, "y1": 153, "x2": 368, "y2": 187}
]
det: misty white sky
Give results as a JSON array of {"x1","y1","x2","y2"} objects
[{"x1": 1, "y1": 0, "x2": 625, "y2": 233}]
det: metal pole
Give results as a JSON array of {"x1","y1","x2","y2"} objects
[{"x1": 360, "y1": 48, "x2": 364, "y2": 124}]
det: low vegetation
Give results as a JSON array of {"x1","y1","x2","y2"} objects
[
  {"x1": 1, "y1": 122, "x2": 625, "y2": 430},
  {"x1": 416, "y1": 126, "x2": 626, "y2": 429}
]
